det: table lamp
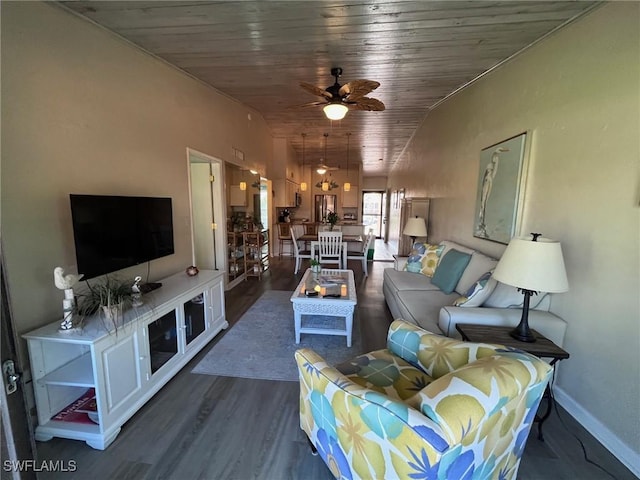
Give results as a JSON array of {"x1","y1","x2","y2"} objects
[
  {"x1": 403, "y1": 216, "x2": 427, "y2": 244},
  {"x1": 493, "y1": 233, "x2": 569, "y2": 342}
]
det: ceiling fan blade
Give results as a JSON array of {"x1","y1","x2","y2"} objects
[
  {"x1": 339, "y1": 79, "x2": 380, "y2": 100},
  {"x1": 288, "y1": 101, "x2": 326, "y2": 109},
  {"x1": 300, "y1": 82, "x2": 332, "y2": 99},
  {"x1": 351, "y1": 97, "x2": 385, "y2": 111}
]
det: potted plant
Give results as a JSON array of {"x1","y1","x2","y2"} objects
[
  {"x1": 77, "y1": 276, "x2": 134, "y2": 332},
  {"x1": 327, "y1": 211, "x2": 339, "y2": 231},
  {"x1": 310, "y1": 258, "x2": 322, "y2": 274}
]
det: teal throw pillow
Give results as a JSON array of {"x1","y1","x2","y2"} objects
[{"x1": 431, "y1": 249, "x2": 472, "y2": 294}]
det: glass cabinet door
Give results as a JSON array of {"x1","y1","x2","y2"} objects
[
  {"x1": 147, "y1": 311, "x2": 178, "y2": 374},
  {"x1": 184, "y1": 294, "x2": 207, "y2": 346}
]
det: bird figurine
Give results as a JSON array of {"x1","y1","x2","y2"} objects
[{"x1": 53, "y1": 267, "x2": 84, "y2": 290}]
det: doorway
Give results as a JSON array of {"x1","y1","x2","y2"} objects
[
  {"x1": 188, "y1": 149, "x2": 225, "y2": 275},
  {"x1": 362, "y1": 191, "x2": 387, "y2": 238},
  {"x1": 1, "y1": 254, "x2": 37, "y2": 479}
]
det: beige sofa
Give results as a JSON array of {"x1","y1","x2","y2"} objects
[{"x1": 383, "y1": 240, "x2": 568, "y2": 346}]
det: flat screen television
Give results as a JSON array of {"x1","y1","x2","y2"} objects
[{"x1": 70, "y1": 194, "x2": 174, "y2": 280}]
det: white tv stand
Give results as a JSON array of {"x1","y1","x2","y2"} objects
[{"x1": 23, "y1": 270, "x2": 227, "y2": 450}]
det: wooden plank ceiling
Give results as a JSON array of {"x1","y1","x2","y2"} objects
[{"x1": 58, "y1": 1, "x2": 598, "y2": 176}]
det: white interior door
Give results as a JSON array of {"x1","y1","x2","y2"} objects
[{"x1": 188, "y1": 150, "x2": 225, "y2": 273}]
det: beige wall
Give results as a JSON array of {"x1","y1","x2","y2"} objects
[
  {"x1": 362, "y1": 176, "x2": 387, "y2": 191},
  {"x1": 1, "y1": 2, "x2": 273, "y2": 356},
  {"x1": 389, "y1": 4, "x2": 639, "y2": 469}
]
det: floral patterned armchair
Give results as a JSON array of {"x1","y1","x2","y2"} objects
[{"x1": 294, "y1": 319, "x2": 552, "y2": 480}]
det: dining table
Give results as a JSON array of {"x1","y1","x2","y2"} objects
[
  {"x1": 298, "y1": 234, "x2": 363, "y2": 244},
  {"x1": 298, "y1": 234, "x2": 363, "y2": 260}
]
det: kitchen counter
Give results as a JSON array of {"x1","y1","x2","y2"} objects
[
  {"x1": 284, "y1": 221, "x2": 365, "y2": 237},
  {"x1": 287, "y1": 221, "x2": 364, "y2": 226}
]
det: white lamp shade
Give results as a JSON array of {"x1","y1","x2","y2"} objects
[
  {"x1": 403, "y1": 217, "x2": 427, "y2": 238},
  {"x1": 493, "y1": 236, "x2": 569, "y2": 293},
  {"x1": 323, "y1": 103, "x2": 348, "y2": 120}
]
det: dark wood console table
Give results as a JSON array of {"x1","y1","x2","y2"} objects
[{"x1": 455, "y1": 323, "x2": 569, "y2": 441}]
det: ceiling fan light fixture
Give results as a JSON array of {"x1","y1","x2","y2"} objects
[
  {"x1": 316, "y1": 166, "x2": 327, "y2": 175},
  {"x1": 323, "y1": 103, "x2": 348, "y2": 121},
  {"x1": 322, "y1": 181, "x2": 329, "y2": 191}
]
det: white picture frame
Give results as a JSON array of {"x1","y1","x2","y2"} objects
[{"x1": 473, "y1": 132, "x2": 529, "y2": 244}]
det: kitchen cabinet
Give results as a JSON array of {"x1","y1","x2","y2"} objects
[{"x1": 23, "y1": 270, "x2": 227, "y2": 450}]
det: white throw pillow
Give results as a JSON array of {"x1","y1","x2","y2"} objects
[
  {"x1": 453, "y1": 272, "x2": 497, "y2": 307},
  {"x1": 483, "y1": 281, "x2": 548, "y2": 309}
]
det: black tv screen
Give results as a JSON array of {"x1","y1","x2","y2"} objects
[{"x1": 70, "y1": 194, "x2": 174, "y2": 279}]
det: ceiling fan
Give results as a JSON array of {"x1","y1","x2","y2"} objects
[{"x1": 299, "y1": 67, "x2": 385, "y2": 120}]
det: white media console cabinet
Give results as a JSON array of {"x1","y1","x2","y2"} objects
[{"x1": 23, "y1": 270, "x2": 227, "y2": 450}]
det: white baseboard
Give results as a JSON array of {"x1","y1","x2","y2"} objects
[{"x1": 554, "y1": 386, "x2": 640, "y2": 477}]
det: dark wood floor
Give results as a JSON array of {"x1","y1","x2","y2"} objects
[{"x1": 37, "y1": 257, "x2": 635, "y2": 479}]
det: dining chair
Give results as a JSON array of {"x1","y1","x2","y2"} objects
[
  {"x1": 277, "y1": 222, "x2": 293, "y2": 257},
  {"x1": 346, "y1": 231, "x2": 375, "y2": 276},
  {"x1": 317, "y1": 231, "x2": 344, "y2": 268},
  {"x1": 290, "y1": 227, "x2": 313, "y2": 274}
]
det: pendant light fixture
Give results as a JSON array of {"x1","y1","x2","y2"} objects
[
  {"x1": 239, "y1": 170, "x2": 247, "y2": 191},
  {"x1": 322, "y1": 138, "x2": 329, "y2": 190},
  {"x1": 316, "y1": 133, "x2": 329, "y2": 175},
  {"x1": 315, "y1": 133, "x2": 339, "y2": 191},
  {"x1": 300, "y1": 133, "x2": 308, "y2": 192},
  {"x1": 343, "y1": 132, "x2": 351, "y2": 192}
]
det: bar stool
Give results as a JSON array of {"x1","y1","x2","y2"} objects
[
  {"x1": 303, "y1": 222, "x2": 318, "y2": 236},
  {"x1": 302, "y1": 223, "x2": 318, "y2": 250},
  {"x1": 277, "y1": 223, "x2": 293, "y2": 257}
]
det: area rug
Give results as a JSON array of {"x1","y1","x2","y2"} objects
[{"x1": 191, "y1": 290, "x2": 364, "y2": 382}]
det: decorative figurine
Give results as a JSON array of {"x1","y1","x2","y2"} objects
[
  {"x1": 54, "y1": 267, "x2": 83, "y2": 331},
  {"x1": 132, "y1": 276, "x2": 143, "y2": 307},
  {"x1": 186, "y1": 265, "x2": 199, "y2": 276}
]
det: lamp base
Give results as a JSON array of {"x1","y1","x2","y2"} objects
[
  {"x1": 509, "y1": 289, "x2": 537, "y2": 343},
  {"x1": 509, "y1": 328, "x2": 537, "y2": 343}
]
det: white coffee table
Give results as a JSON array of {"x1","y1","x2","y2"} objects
[{"x1": 290, "y1": 268, "x2": 357, "y2": 346}]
